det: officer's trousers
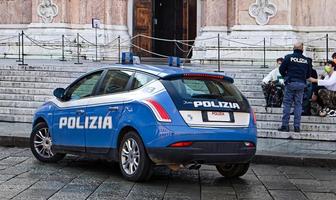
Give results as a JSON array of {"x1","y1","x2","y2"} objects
[{"x1": 281, "y1": 82, "x2": 306, "y2": 128}]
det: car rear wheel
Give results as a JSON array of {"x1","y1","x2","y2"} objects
[
  {"x1": 216, "y1": 163, "x2": 250, "y2": 178},
  {"x1": 30, "y1": 122, "x2": 65, "y2": 163},
  {"x1": 119, "y1": 131, "x2": 153, "y2": 182}
]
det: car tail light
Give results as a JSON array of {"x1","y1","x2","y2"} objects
[
  {"x1": 170, "y1": 142, "x2": 193, "y2": 147},
  {"x1": 251, "y1": 109, "x2": 257, "y2": 125},
  {"x1": 244, "y1": 142, "x2": 255, "y2": 148},
  {"x1": 143, "y1": 99, "x2": 171, "y2": 122}
]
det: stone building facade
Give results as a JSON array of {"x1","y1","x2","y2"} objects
[{"x1": 0, "y1": 0, "x2": 335, "y2": 63}]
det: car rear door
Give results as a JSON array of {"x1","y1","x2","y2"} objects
[
  {"x1": 85, "y1": 69, "x2": 134, "y2": 154},
  {"x1": 52, "y1": 70, "x2": 103, "y2": 151},
  {"x1": 161, "y1": 74, "x2": 251, "y2": 128}
]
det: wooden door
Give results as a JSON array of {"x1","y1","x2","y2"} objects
[{"x1": 133, "y1": 0, "x2": 152, "y2": 57}]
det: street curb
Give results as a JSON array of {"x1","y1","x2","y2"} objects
[
  {"x1": 252, "y1": 154, "x2": 336, "y2": 168},
  {"x1": 1, "y1": 135, "x2": 336, "y2": 168},
  {"x1": 0, "y1": 135, "x2": 29, "y2": 148}
]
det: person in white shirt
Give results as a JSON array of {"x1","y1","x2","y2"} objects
[
  {"x1": 262, "y1": 58, "x2": 285, "y2": 108},
  {"x1": 262, "y1": 58, "x2": 285, "y2": 85},
  {"x1": 309, "y1": 61, "x2": 336, "y2": 115}
]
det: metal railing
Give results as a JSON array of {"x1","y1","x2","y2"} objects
[{"x1": 0, "y1": 31, "x2": 334, "y2": 71}]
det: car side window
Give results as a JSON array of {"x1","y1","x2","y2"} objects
[
  {"x1": 66, "y1": 71, "x2": 103, "y2": 100},
  {"x1": 98, "y1": 70, "x2": 133, "y2": 95},
  {"x1": 131, "y1": 72, "x2": 157, "y2": 90}
]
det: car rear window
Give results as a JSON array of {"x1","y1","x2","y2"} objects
[{"x1": 161, "y1": 77, "x2": 249, "y2": 112}]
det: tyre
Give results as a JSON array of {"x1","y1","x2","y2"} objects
[
  {"x1": 216, "y1": 163, "x2": 250, "y2": 178},
  {"x1": 30, "y1": 122, "x2": 65, "y2": 163},
  {"x1": 119, "y1": 131, "x2": 153, "y2": 182}
]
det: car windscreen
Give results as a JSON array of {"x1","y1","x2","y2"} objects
[{"x1": 161, "y1": 77, "x2": 249, "y2": 112}]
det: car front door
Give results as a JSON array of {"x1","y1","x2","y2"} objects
[
  {"x1": 52, "y1": 70, "x2": 103, "y2": 152},
  {"x1": 85, "y1": 70, "x2": 134, "y2": 153}
]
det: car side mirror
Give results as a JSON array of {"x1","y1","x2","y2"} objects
[{"x1": 53, "y1": 88, "x2": 65, "y2": 100}]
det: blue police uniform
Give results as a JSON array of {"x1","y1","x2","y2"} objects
[{"x1": 278, "y1": 49, "x2": 312, "y2": 132}]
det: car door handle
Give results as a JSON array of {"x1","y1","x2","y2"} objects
[
  {"x1": 76, "y1": 109, "x2": 85, "y2": 115},
  {"x1": 108, "y1": 106, "x2": 119, "y2": 111}
]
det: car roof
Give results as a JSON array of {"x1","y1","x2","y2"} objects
[
  {"x1": 100, "y1": 64, "x2": 233, "y2": 83},
  {"x1": 102, "y1": 64, "x2": 192, "y2": 77}
]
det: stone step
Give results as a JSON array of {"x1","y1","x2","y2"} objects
[
  {"x1": 223, "y1": 73, "x2": 267, "y2": 79},
  {"x1": 0, "y1": 94, "x2": 51, "y2": 102},
  {"x1": 253, "y1": 106, "x2": 282, "y2": 113},
  {"x1": 242, "y1": 91, "x2": 264, "y2": 99},
  {"x1": 257, "y1": 121, "x2": 336, "y2": 132},
  {"x1": 236, "y1": 85, "x2": 263, "y2": 92},
  {"x1": 0, "y1": 70, "x2": 83, "y2": 78},
  {"x1": 0, "y1": 100, "x2": 43, "y2": 109},
  {"x1": 234, "y1": 79, "x2": 262, "y2": 85},
  {"x1": 256, "y1": 113, "x2": 336, "y2": 124},
  {"x1": 0, "y1": 107, "x2": 35, "y2": 115},
  {"x1": 248, "y1": 99, "x2": 266, "y2": 107},
  {"x1": 0, "y1": 65, "x2": 95, "y2": 73},
  {"x1": 0, "y1": 114, "x2": 32, "y2": 123},
  {"x1": 0, "y1": 81, "x2": 68, "y2": 89},
  {"x1": 0, "y1": 88, "x2": 53, "y2": 96},
  {"x1": 258, "y1": 129, "x2": 336, "y2": 141},
  {"x1": 0, "y1": 75, "x2": 74, "y2": 83}
]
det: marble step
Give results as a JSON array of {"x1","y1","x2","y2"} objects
[
  {"x1": 258, "y1": 129, "x2": 336, "y2": 141},
  {"x1": 0, "y1": 107, "x2": 35, "y2": 115},
  {"x1": 0, "y1": 81, "x2": 68, "y2": 89},
  {"x1": 256, "y1": 113, "x2": 336, "y2": 124},
  {"x1": 0, "y1": 75, "x2": 74, "y2": 83},
  {"x1": 0, "y1": 70, "x2": 83, "y2": 78},
  {"x1": 0, "y1": 100, "x2": 43, "y2": 109},
  {"x1": 0, "y1": 88, "x2": 53, "y2": 96},
  {"x1": 257, "y1": 121, "x2": 336, "y2": 132},
  {"x1": 0, "y1": 114, "x2": 32, "y2": 123},
  {"x1": 0, "y1": 65, "x2": 95, "y2": 73},
  {"x1": 236, "y1": 85, "x2": 263, "y2": 92},
  {"x1": 0, "y1": 94, "x2": 51, "y2": 102}
]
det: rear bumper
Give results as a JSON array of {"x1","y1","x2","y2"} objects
[{"x1": 147, "y1": 141, "x2": 256, "y2": 165}]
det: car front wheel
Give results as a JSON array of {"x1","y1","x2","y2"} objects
[
  {"x1": 119, "y1": 131, "x2": 153, "y2": 182},
  {"x1": 30, "y1": 122, "x2": 65, "y2": 163},
  {"x1": 216, "y1": 163, "x2": 250, "y2": 178}
]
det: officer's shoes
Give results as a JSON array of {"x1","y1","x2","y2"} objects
[
  {"x1": 278, "y1": 126, "x2": 289, "y2": 132},
  {"x1": 294, "y1": 127, "x2": 300, "y2": 133}
]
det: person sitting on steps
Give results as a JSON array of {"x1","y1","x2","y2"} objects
[
  {"x1": 309, "y1": 61, "x2": 336, "y2": 117},
  {"x1": 261, "y1": 58, "x2": 285, "y2": 108}
]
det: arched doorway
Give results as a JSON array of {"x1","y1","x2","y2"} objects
[{"x1": 133, "y1": 0, "x2": 197, "y2": 58}]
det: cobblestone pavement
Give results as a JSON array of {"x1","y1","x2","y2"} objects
[{"x1": 0, "y1": 147, "x2": 336, "y2": 200}]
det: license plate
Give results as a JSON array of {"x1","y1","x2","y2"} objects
[{"x1": 207, "y1": 111, "x2": 231, "y2": 122}]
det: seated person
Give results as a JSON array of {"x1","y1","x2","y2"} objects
[
  {"x1": 262, "y1": 58, "x2": 285, "y2": 108},
  {"x1": 309, "y1": 61, "x2": 336, "y2": 116}
]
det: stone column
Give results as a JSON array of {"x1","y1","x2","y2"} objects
[
  {"x1": 111, "y1": 0, "x2": 128, "y2": 26},
  {"x1": 204, "y1": 0, "x2": 228, "y2": 27},
  {"x1": 31, "y1": 0, "x2": 39, "y2": 23},
  {"x1": 105, "y1": 0, "x2": 113, "y2": 25}
]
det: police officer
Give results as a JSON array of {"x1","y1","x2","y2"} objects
[{"x1": 278, "y1": 42, "x2": 311, "y2": 132}]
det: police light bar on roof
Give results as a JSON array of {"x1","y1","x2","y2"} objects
[
  {"x1": 122, "y1": 52, "x2": 133, "y2": 64},
  {"x1": 168, "y1": 56, "x2": 181, "y2": 67}
]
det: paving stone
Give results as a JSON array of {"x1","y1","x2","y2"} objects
[
  {"x1": 233, "y1": 185, "x2": 273, "y2": 200},
  {"x1": 289, "y1": 179, "x2": 330, "y2": 192},
  {"x1": 258, "y1": 175, "x2": 297, "y2": 190},
  {"x1": 305, "y1": 192, "x2": 336, "y2": 200},
  {"x1": 12, "y1": 188, "x2": 57, "y2": 200},
  {"x1": 126, "y1": 179, "x2": 168, "y2": 200},
  {"x1": 251, "y1": 164, "x2": 282, "y2": 176},
  {"x1": 269, "y1": 190, "x2": 308, "y2": 200}
]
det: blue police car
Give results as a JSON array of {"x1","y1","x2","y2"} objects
[{"x1": 30, "y1": 63, "x2": 257, "y2": 181}]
